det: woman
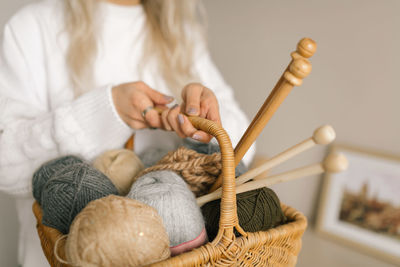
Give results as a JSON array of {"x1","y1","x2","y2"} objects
[{"x1": 0, "y1": 0, "x2": 255, "y2": 266}]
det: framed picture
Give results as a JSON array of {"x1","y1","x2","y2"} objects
[{"x1": 316, "y1": 144, "x2": 400, "y2": 265}]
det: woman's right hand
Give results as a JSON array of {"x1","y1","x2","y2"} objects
[{"x1": 112, "y1": 81, "x2": 174, "y2": 129}]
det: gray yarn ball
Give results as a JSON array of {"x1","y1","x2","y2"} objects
[
  {"x1": 41, "y1": 163, "x2": 119, "y2": 234},
  {"x1": 138, "y1": 147, "x2": 170, "y2": 168},
  {"x1": 32, "y1": 155, "x2": 84, "y2": 205},
  {"x1": 183, "y1": 138, "x2": 248, "y2": 177},
  {"x1": 127, "y1": 171, "x2": 205, "y2": 247}
]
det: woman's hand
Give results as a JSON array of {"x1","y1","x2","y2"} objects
[
  {"x1": 112, "y1": 81, "x2": 174, "y2": 129},
  {"x1": 160, "y1": 83, "x2": 221, "y2": 143}
]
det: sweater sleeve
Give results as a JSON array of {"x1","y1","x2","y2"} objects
[
  {"x1": 0, "y1": 11, "x2": 133, "y2": 196},
  {"x1": 193, "y1": 44, "x2": 256, "y2": 166}
]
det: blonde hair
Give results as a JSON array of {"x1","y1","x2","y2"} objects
[{"x1": 63, "y1": 0, "x2": 205, "y2": 97}]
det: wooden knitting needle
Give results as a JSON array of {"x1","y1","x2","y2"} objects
[
  {"x1": 208, "y1": 125, "x2": 335, "y2": 198},
  {"x1": 247, "y1": 125, "x2": 336, "y2": 182},
  {"x1": 234, "y1": 38, "x2": 317, "y2": 166},
  {"x1": 197, "y1": 152, "x2": 348, "y2": 206},
  {"x1": 209, "y1": 38, "x2": 317, "y2": 193},
  {"x1": 235, "y1": 38, "x2": 316, "y2": 156},
  {"x1": 235, "y1": 38, "x2": 316, "y2": 147}
]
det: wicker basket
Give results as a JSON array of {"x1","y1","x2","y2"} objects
[{"x1": 32, "y1": 117, "x2": 307, "y2": 266}]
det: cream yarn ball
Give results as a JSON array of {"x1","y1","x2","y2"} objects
[
  {"x1": 93, "y1": 149, "x2": 144, "y2": 195},
  {"x1": 65, "y1": 195, "x2": 170, "y2": 267}
]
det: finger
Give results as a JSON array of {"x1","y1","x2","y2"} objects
[
  {"x1": 144, "y1": 108, "x2": 162, "y2": 128},
  {"x1": 128, "y1": 119, "x2": 148, "y2": 130},
  {"x1": 161, "y1": 106, "x2": 174, "y2": 131},
  {"x1": 199, "y1": 97, "x2": 221, "y2": 123},
  {"x1": 137, "y1": 98, "x2": 162, "y2": 128},
  {"x1": 183, "y1": 83, "x2": 203, "y2": 116},
  {"x1": 180, "y1": 102, "x2": 186, "y2": 114},
  {"x1": 154, "y1": 104, "x2": 169, "y2": 112},
  {"x1": 144, "y1": 86, "x2": 174, "y2": 105},
  {"x1": 177, "y1": 114, "x2": 197, "y2": 138},
  {"x1": 199, "y1": 100, "x2": 210, "y2": 118},
  {"x1": 207, "y1": 104, "x2": 221, "y2": 124},
  {"x1": 191, "y1": 130, "x2": 212, "y2": 143},
  {"x1": 167, "y1": 105, "x2": 185, "y2": 138},
  {"x1": 175, "y1": 112, "x2": 212, "y2": 143}
]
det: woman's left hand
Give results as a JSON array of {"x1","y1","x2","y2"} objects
[{"x1": 160, "y1": 83, "x2": 221, "y2": 143}]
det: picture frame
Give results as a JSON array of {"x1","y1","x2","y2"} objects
[{"x1": 316, "y1": 144, "x2": 400, "y2": 265}]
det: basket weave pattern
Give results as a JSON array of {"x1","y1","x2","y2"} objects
[{"x1": 32, "y1": 117, "x2": 307, "y2": 266}]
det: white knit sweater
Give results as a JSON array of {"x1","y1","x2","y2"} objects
[{"x1": 0, "y1": 1, "x2": 255, "y2": 266}]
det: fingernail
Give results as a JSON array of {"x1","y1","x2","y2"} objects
[
  {"x1": 164, "y1": 95, "x2": 174, "y2": 102},
  {"x1": 187, "y1": 107, "x2": 197, "y2": 115},
  {"x1": 178, "y1": 114, "x2": 184, "y2": 124},
  {"x1": 192, "y1": 134, "x2": 202, "y2": 141}
]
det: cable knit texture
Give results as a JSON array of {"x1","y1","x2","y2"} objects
[{"x1": 0, "y1": 1, "x2": 255, "y2": 266}]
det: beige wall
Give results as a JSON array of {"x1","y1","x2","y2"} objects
[
  {"x1": 203, "y1": 0, "x2": 400, "y2": 219},
  {"x1": 0, "y1": 0, "x2": 399, "y2": 266},
  {"x1": 203, "y1": 1, "x2": 399, "y2": 265}
]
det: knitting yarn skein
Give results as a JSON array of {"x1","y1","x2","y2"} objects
[
  {"x1": 128, "y1": 171, "x2": 207, "y2": 255},
  {"x1": 41, "y1": 163, "x2": 118, "y2": 234},
  {"x1": 140, "y1": 146, "x2": 248, "y2": 197},
  {"x1": 93, "y1": 149, "x2": 144, "y2": 195},
  {"x1": 66, "y1": 195, "x2": 170, "y2": 267},
  {"x1": 201, "y1": 187, "x2": 287, "y2": 241},
  {"x1": 183, "y1": 138, "x2": 248, "y2": 177},
  {"x1": 32, "y1": 155, "x2": 84, "y2": 204}
]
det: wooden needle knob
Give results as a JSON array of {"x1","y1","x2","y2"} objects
[
  {"x1": 290, "y1": 58, "x2": 312, "y2": 78},
  {"x1": 323, "y1": 153, "x2": 349, "y2": 173},
  {"x1": 312, "y1": 125, "x2": 336, "y2": 145},
  {"x1": 297, "y1": 38, "x2": 317, "y2": 58},
  {"x1": 284, "y1": 58, "x2": 312, "y2": 86}
]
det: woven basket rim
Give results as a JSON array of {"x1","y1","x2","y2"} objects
[{"x1": 33, "y1": 200, "x2": 307, "y2": 267}]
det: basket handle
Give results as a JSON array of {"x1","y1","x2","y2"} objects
[
  {"x1": 124, "y1": 116, "x2": 243, "y2": 245},
  {"x1": 187, "y1": 116, "x2": 245, "y2": 244}
]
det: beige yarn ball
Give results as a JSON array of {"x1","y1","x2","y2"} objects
[
  {"x1": 65, "y1": 195, "x2": 170, "y2": 267},
  {"x1": 93, "y1": 149, "x2": 144, "y2": 195}
]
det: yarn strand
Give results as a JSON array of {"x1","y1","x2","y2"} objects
[
  {"x1": 54, "y1": 235, "x2": 70, "y2": 265},
  {"x1": 137, "y1": 147, "x2": 223, "y2": 197}
]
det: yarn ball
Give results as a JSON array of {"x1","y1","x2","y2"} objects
[
  {"x1": 93, "y1": 149, "x2": 145, "y2": 195},
  {"x1": 66, "y1": 195, "x2": 170, "y2": 267},
  {"x1": 127, "y1": 171, "x2": 207, "y2": 254},
  {"x1": 201, "y1": 187, "x2": 287, "y2": 241},
  {"x1": 41, "y1": 163, "x2": 119, "y2": 234},
  {"x1": 32, "y1": 155, "x2": 84, "y2": 205},
  {"x1": 183, "y1": 138, "x2": 248, "y2": 177},
  {"x1": 138, "y1": 147, "x2": 170, "y2": 168}
]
